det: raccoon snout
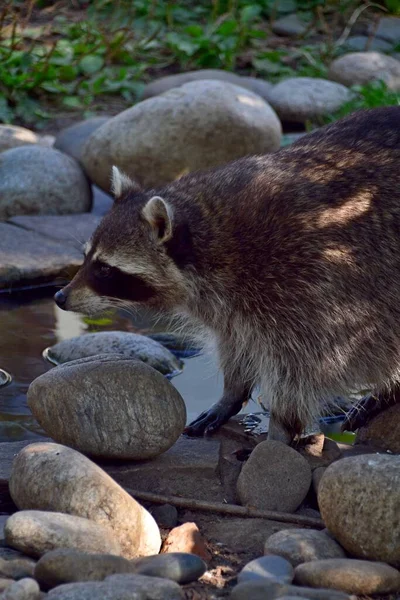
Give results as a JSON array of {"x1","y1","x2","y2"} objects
[{"x1": 54, "y1": 289, "x2": 67, "y2": 310}]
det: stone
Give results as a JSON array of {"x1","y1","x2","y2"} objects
[
  {"x1": 236, "y1": 77, "x2": 273, "y2": 103},
  {"x1": 328, "y1": 52, "x2": 400, "y2": 92},
  {"x1": 0, "y1": 556, "x2": 35, "y2": 580},
  {"x1": 45, "y1": 331, "x2": 182, "y2": 376},
  {"x1": 272, "y1": 14, "x2": 307, "y2": 37},
  {"x1": 356, "y1": 403, "x2": 400, "y2": 453},
  {"x1": 132, "y1": 552, "x2": 207, "y2": 584},
  {"x1": 54, "y1": 118, "x2": 110, "y2": 163},
  {"x1": 294, "y1": 558, "x2": 400, "y2": 595},
  {"x1": 0, "y1": 223, "x2": 82, "y2": 290},
  {"x1": 312, "y1": 467, "x2": 326, "y2": 495},
  {"x1": 0, "y1": 580, "x2": 13, "y2": 593},
  {"x1": 230, "y1": 580, "x2": 351, "y2": 600},
  {"x1": 104, "y1": 436, "x2": 223, "y2": 502},
  {"x1": 46, "y1": 575, "x2": 183, "y2": 599},
  {"x1": 9, "y1": 214, "x2": 101, "y2": 253},
  {"x1": 236, "y1": 441, "x2": 312, "y2": 513},
  {"x1": 264, "y1": 529, "x2": 346, "y2": 567},
  {"x1": 163, "y1": 523, "x2": 211, "y2": 561},
  {"x1": 81, "y1": 80, "x2": 281, "y2": 191},
  {"x1": 0, "y1": 146, "x2": 92, "y2": 221},
  {"x1": 0, "y1": 369, "x2": 11, "y2": 387},
  {"x1": 92, "y1": 186, "x2": 113, "y2": 217},
  {"x1": 238, "y1": 555, "x2": 294, "y2": 585},
  {"x1": 9, "y1": 442, "x2": 161, "y2": 559},
  {"x1": 28, "y1": 357, "x2": 186, "y2": 460},
  {"x1": 344, "y1": 35, "x2": 393, "y2": 52},
  {"x1": 373, "y1": 16, "x2": 400, "y2": 45},
  {"x1": 297, "y1": 435, "x2": 342, "y2": 470},
  {"x1": 0, "y1": 126, "x2": 40, "y2": 153},
  {"x1": 5, "y1": 511, "x2": 122, "y2": 558},
  {"x1": 1, "y1": 578, "x2": 40, "y2": 600},
  {"x1": 150, "y1": 505, "x2": 178, "y2": 529},
  {"x1": 318, "y1": 454, "x2": 400, "y2": 566},
  {"x1": 267, "y1": 77, "x2": 352, "y2": 122}
]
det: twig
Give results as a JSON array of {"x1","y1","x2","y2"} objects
[
  {"x1": 126, "y1": 488, "x2": 325, "y2": 529},
  {"x1": 336, "y1": 2, "x2": 387, "y2": 48}
]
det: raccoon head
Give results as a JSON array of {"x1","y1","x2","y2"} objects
[{"x1": 54, "y1": 167, "x2": 190, "y2": 316}]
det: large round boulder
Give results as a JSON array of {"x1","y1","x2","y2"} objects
[
  {"x1": 9, "y1": 442, "x2": 161, "y2": 558},
  {"x1": 81, "y1": 80, "x2": 282, "y2": 191},
  {"x1": 54, "y1": 117, "x2": 110, "y2": 163},
  {"x1": 328, "y1": 52, "x2": 400, "y2": 91},
  {"x1": 0, "y1": 146, "x2": 92, "y2": 220},
  {"x1": 28, "y1": 355, "x2": 186, "y2": 460},
  {"x1": 318, "y1": 454, "x2": 400, "y2": 567}
]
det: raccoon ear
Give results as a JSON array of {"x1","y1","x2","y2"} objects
[
  {"x1": 142, "y1": 196, "x2": 173, "y2": 243},
  {"x1": 111, "y1": 166, "x2": 141, "y2": 200}
]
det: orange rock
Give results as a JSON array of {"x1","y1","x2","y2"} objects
[{"x1": 162, "y1": 522, "x2": 212, "y2": 561}]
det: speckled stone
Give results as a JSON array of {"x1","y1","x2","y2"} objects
[{"x1": 264, "y1": 529, "x2": 345, "y2": 567}]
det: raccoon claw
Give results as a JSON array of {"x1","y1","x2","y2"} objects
[
  {"x1": 341, "y1": 389, "x2": 399, "y2": 432},
  {"x1": 184, "y1": 407, "x2": 229, "y2": 437}
]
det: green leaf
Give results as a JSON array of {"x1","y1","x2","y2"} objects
[
  {"x1": 216, "y1": 20, "x2": 238, "y2": 36},
  {"x1": 79, "y1": 55, "x2": 104, "y2": 75},
  {"x1": 62, "y1": 95, "x2": 84, "y2": 109},
  {"x1": 240, "y1": 5, "x2": 262, "y2": 23},
  {"x1": 185, "y1": 24, "x2": 204, "y2": 37}
]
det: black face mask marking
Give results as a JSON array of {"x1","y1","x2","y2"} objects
[{"x1": 88, "y1": 260, "x2": 156, "y2": 302}]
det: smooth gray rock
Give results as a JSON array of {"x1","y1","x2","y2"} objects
[
  {"x1": 9, "y1": 214, "x2": 101, "y2": 252},
  {"x1": 230, "y1": 580, "x2": 351, "y2": 599},
  {"x1": 238, "y1": 555, "x2": 294, "y2": 585},
  {"x1": 9, "y1": 442, "x2": 161, "y2": 559},
  {"x1": 0, "y1": 369, "x2": 11, "y2": 387},
  {"x1": 5, "y1": 511, "x2": 122, "y2": 558},
  {"x1": 82, "y1": 80, "x2": 281, "y2": 191},
  {"x1": 356, "y1": 403, "x2": 400, "y2": 453},
  {"x1": 318, "y1": 454, "x2": 400, "y2": 566},
  {"x1": 272, "y1": 14, "x2": 306, "y2": 37},
  {"x1": 372, "y1": 16, "x2": 400, "y2": 44},
  {"x1": 0, "y1": 146, "x2": 92, "y2": 221},
  {"x1": 0, "y1": 223, "x2": 82, "y2": 290},
  {"x1": 150, "y1": 505, "x2": 178, "y2": 529},
  {"x1": 133, "y1": 552, "x2": 207, "y2": 584},
  {"x1": 47, "y1": 575, "x2": 183, "y2": 599},
  {"x1": 92, "y1": 186, "x2": 113, "y2": 216},
  {"x1": 344, "y1": 35, "x2": 393, "y2": 52},
  {"x1": 328, "y1": 52, "x2": 400, "y2": 91},
  {"x1": 236, "y1": 441, "x2": 312, "y2": 513},
  {"x1": 54, "y1": 118, "x2": 110, "y2": 163},
  {"x1": 294, "y1": 558, "x2": 400, "y2": 595},
  {"x1": 1, "y1": 578, "x2": 40, "y2": 600},
  {"x1": 235, "y1": 77, "x2": 273, "y2": 102},
  {"x1": 0, "y1": 556, "x2": 35, "y2": 580},
  {"x1": 264, "y1": 529, "x2": 345, "y2": 567},
  {"x1": 45, "y1": 331, "x2": 182, "y2": 376},
  {"x1": 28, "y1": 357, "x2": 186, "y2": 460},
  {"x1": 267, "y1": 77, "x2": 352, "y2": 122},
  {"x1": 0, "y1": 126, "x2": 39, "y2": 153}
]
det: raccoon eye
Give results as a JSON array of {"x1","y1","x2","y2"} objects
[{"x1": 94, "y1": 264, "x2": 111, "y2": 279}]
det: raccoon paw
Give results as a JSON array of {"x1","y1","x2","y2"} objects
[{"x1": 184, "y1": 406, "x2": 230, "y2": 437}]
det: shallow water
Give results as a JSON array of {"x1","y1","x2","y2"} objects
[{"x1": 0, "y1": 287, "x2": 352, "y2": 444}]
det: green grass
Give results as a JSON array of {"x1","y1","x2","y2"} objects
[{"x1": 0, "y1": 0, "x2": 398, "y2": 127}]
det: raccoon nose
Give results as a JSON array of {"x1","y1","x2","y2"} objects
[{"x1": 54, "y1": 290, "x2": 67, "y2": 310}]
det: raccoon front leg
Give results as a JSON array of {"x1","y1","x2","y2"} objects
[
  {"x1": 342, "y1": 384, "x2": 400, "y2": 432},
  {"x1": 185, "y1": 369, "x2": 252, "y2": 437}
]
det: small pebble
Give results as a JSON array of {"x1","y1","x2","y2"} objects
[
  {"x1": 1, "y1": 578, "x2": 40, "y2": 600},
  {"x1": 264, "y1": 529, "x2": 345, "y2": 567},
  {"x1": 294, "y1": 558, "x2": 400, "y2": 595},
  {"x1": 0, "y1": 557, "x2": 36, "y2": 580},
  {"x1": 238, "y1": 555, "x2": 294, "y2": 585},
  {"x1": 134, "y1": 552, "x2": 207, "y2": 584},
  {"x1": 151, "y1": 504, "x2": 178, "y2": 529},
  {"x1": 163, "y1": 523, "x2": 211, "y2": 562}
]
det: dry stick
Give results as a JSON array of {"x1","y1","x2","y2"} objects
[{"x1": 126, "y1": 488, "x2": 325, "y2": 530}]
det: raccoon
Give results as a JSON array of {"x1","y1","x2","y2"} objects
[{"x1": 55, "y1": 106, "x2": 400, "y2": 443}]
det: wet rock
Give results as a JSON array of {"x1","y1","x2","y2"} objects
[
  {"x1": 267, "y1": 78, "x2": 352, "y2": 122},
  {"x1": 294, "y1": 558, "x2": 400, "y2": 595},
  {"x1": 0, "y1": 223, "x2": 82, "y2": 290},
  {"x1": 230, "y1": 579, "x2": 351, "y2": 600},
  {"x1": 45, "y1": 331, "x2": 182, "y2": 376},
  {"x1": 272, "y1": 14, "x2": 307, "y2": 37},
  {"x1": 0, "y1": 578, "x2": 40, "y2": 600},
  {"x1": 104, "y1": 437, "x2": 223, "y2": 502},
  {"x1": 133, "y1": 552, "x2": 207, "y2": 583},
  {"x1": 0, "y1": 146, "x2": 91, "y2": 221},
  {"x1": 264, "y1": 529, "x2": 346, "y2": 567},
  {"x1": 54, "y1": 117, "x2": 110, "y2": 163},
  {"x1": 82, "y1": 80, "x2": 281, "y2": 191},
  {"x1": 5, "y1": 511, "x2": 122, "y2": 558},
  {"x1": 328, "y1": 52, "x2": 400, "y2": 91},
  {"x1": 28, "y1": 357, "x2": 186, "y2": 460},
  {"x1": 163, "y1": 523, "x2": 211, "y2": 562},
  {"x1": 344, "y1": 35, "x2": 393, "y2": 52},
  {"x1": 236, "y1": 441, "x2": 312, "y2": 513},
  {"x1": 318, "y1": 454, "x2": 400, "y2": 566},
  {"x1": 0, "y1": 369, "x2": 11, "y2": 387},
  {"x1": 47, "y1": 575, "x2": 183, "y2": 599},
  {"x1": 9, "y1": 442, "x2": 161, "y2": 558},
  {"x1": 238, "y1": 555, "x2": 294, "y2": 585},
  {"x1": 372, "y1": 16, "x2": 400, "y2": 45},
  {"x1": 0, "y1": 126, "x2": 40, "y2": 153},
  {"x1": 0, "y1": 556, "x2": 35, "y2": 580},
  {"x1": 356, "y1": 403, "x2": 400, "y2": 453},
  {"x1": 150, "y1": 505, "x2": 178, "y2": 529},
  {"x1": 9, "y1": 214, "x2": 101, "y2": 253}
]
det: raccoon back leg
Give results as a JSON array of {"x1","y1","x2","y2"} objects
[{"x1": 342, "y1": 384, "x2": 400, "y2": 432}]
